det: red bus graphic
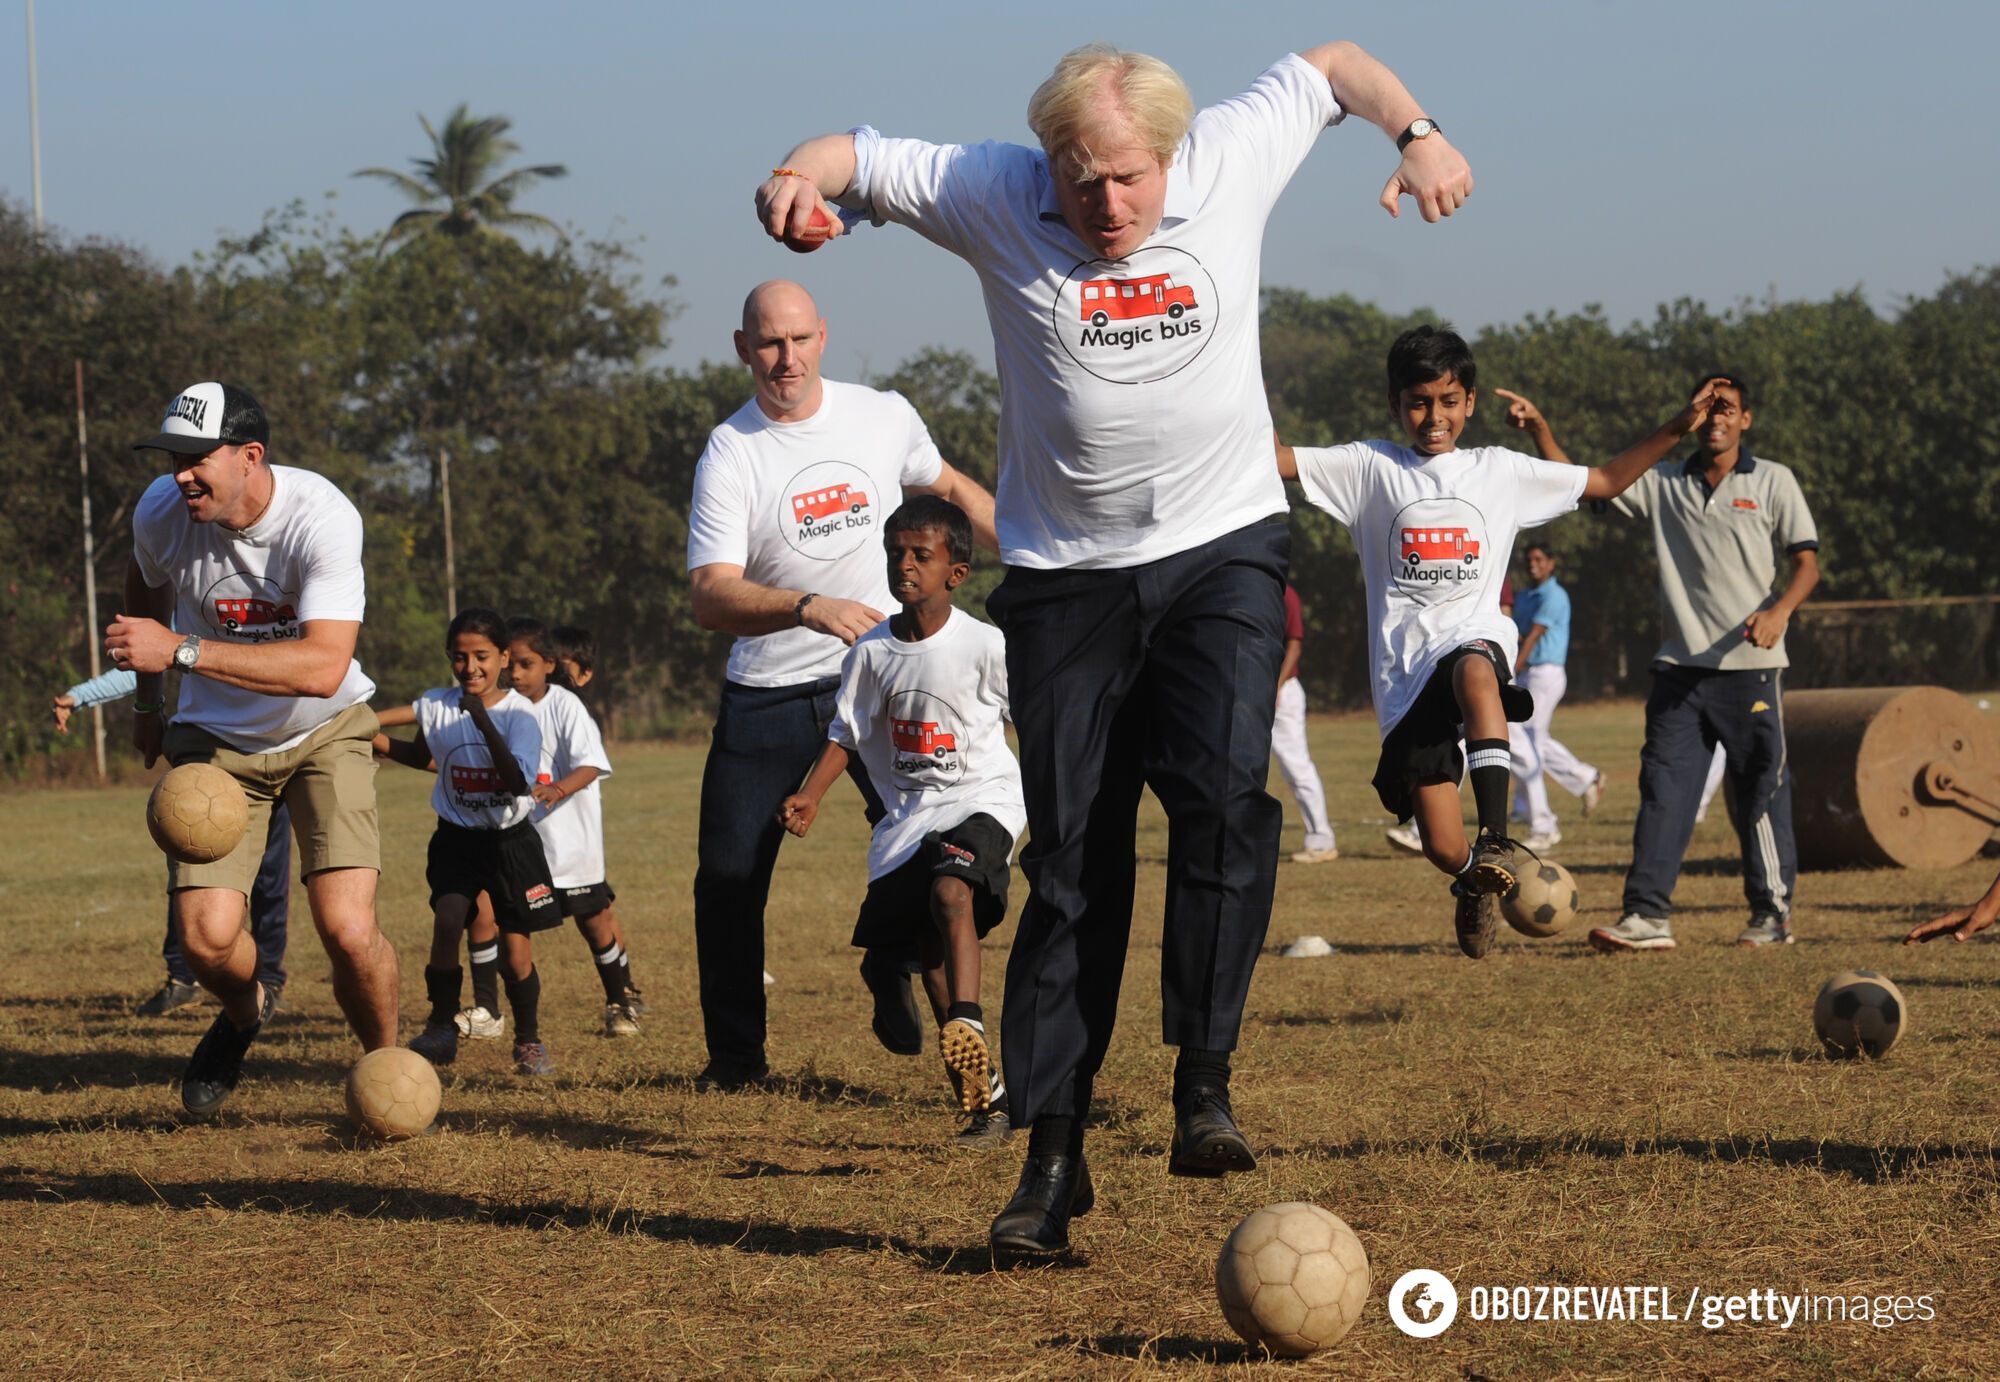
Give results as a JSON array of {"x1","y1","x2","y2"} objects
[
  {"x1": 214, "y1": 596, "x2": 297, "y2": 631},
  {"x1": 1400, "y1": 527, "x2": 1481, "y2": 564},
  {"x1": 891, "y1": 718, "x2": 957, "y2": 758},
  {"x1": 792, "y1": 484, "x2": 870, "y2": 522},
  {"x1": 450, "y1": 764, "x2": 502, "y2": 796},
  {"x1": 1079, "y1": 274, "x2": 1198, "y2": 327}
]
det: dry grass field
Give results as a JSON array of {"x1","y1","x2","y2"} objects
[{"x1": 4, "y1": 700, "x2": 1998, "y2": 1378}]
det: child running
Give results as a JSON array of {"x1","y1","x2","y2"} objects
[
  {"x1": 1278, "y1": 325, "x2": 1719, "y2": 957},
  {"x1": 548, "y1": 623, "x2": 647, "y2": 1013},
  {"x1": 779, "y1": 497, "x2": 1023, "y2": 1146},
  {"x1": 374, "y1": 607, "x2": 562, "y2": 1072}
]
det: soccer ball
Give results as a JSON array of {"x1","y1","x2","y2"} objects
[
  {"x1": 345, "y1": 1046, "x2": 442, "y2": 1139},
  {"x1": 1215, "y1": 1202, "x2": 1370, "y2": 1358},
  {"x1": 146, "y1": 763, "x2": 249, "y2": 864},
  {"x1": 1813, "y1": 971, "x2": 1906, "y2": 1059},
  {"x1": 1501, "y1": 859, "x2": 1579, "y2": 938}
]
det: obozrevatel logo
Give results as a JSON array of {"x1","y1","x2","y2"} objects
[
  {"x1": 1055, "y1": 246, "x2": 1217, "y2": 385},
  {"x1": 780, "y1": 461, "x2": 876, "y2": 561},
  {"x1": 1388, "y1": 1269, "x2": 1459, "y2": 1338}
]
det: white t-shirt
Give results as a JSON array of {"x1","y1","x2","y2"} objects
[
  {"x1": 846, "y1": 54, "x2": 1343, "y2": 570},
  {"x1": 412, "y1": 687, "x2": 540, "y2": 830},
  {"x1": 1293, "y1": 442, "x2": 1589, "y2": 737},
  {"x1": 132, "y1": 466, "x2": 377, "y2": 753},
  {"x1": 525, "y1": 685, "x2": 613, "y2": 888},
  {"x1": 828, "y1": 608, "x2": 1027, "y2": 881},
  {"x1": 686, "y1": 379, "x2": 945, "y2": 686}
]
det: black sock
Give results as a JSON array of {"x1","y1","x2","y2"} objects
[
  {"x1": 1174, "y1": 1046, "x2": 1233, "y2": 1104},
  {"x1": 946, "y1": 1000, "x2": 983, "y2": 1026},
  {"x1": 468, "y1": 940, "x2": 500, "y2": 1015},
  {"x1": 590, "y1": 937, "x2": 629, "y2": 1003},
  {"x1": 423, "y1": 965, "x2": 463, "y2": 1026},
  {"x1": 503, "y1": 966, "x2": 542, "y2": 1044},
  {"x1": 1466, "y1": 737, "x2": 1512, "y2": 837},
  {"x1": 1027, "y1": 1115, "x2": 1076, "y2": 1159}
]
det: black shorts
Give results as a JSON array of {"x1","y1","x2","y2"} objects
[
  {"x1": 1372, "y1": 640, "x2": 1534, "y2": 822},
  {"x1": 427, "y1": 819, "x2": 562, "y2": 934},
  {"x1": 851, "y1": 813, "x2": 1014, "y2": 951},
  {"x1": 559, "y1": 881, "x2": 616, "y2": 920}
]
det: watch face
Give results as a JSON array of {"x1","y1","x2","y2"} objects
[
  {"x1": 176, "y1": 641, "x2": 198, "y2": 668},
  {"x1": 1411, "y1": 119, "x2": 1436, "y2": 139}
]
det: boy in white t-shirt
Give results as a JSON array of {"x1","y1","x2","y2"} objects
[
  {"x1": 1279, "y1": 326, "x2": 1720, "y2": 957},
  {"x1": 780, "y1": 497, "x2": 1025, "y2": 1147}
]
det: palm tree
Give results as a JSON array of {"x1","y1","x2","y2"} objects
[{"x1": 354, "y1": 105, "x2": 568, "y2": 247}]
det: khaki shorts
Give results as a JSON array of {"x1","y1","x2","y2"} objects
[{"x1": 163, "y1": 702, "x2": 382, "y2": 896}]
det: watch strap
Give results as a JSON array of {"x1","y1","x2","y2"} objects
[{"x1": 1396, "y1": 118, "x2": 1440, "y2": 153}]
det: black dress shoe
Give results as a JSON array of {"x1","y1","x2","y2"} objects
[
  {"x1": 1168, "y1": 1086, "x2": 1257, "y2": 1177},
  {"x1": 694, "y1": 1056, "x2": 770, "y2": 1092},
  {"x1": 989, "y1": 1152, "x2": 1094, "y2": 1262}
]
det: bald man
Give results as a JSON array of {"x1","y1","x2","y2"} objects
[{"x1": 685, "y1": 281, "x2": 997, "y2": 1088}]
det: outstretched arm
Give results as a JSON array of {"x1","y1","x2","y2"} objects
[
  {"x1": 691, "y1": 563, "x2": 885, "y2": 647},
  {"x1": 756, "y1": 135, "x2": 860, "y2": 247},
  {"x1": 778, "y1": 740, "x2": 852, "y2": 837},
  {"x1": 915, "y1": 461, "x2": 1000, "y2": 554},
  {"x1": 1905, "y1": 868, "x2": 2000, "y2": 945},
  {"x1": 1298, "y1": 41, "x2": 1474, "y2": 223},
  {"x1": 1580, "y1": 380, "x2": 1726, "y2": 502}
]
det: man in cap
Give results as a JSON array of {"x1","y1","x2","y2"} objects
[{"x1": 106, "y1": 381, "x2": 401, "y2": 1116}]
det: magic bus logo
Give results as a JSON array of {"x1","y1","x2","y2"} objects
[
  {"x1": 1388, "y1": 498, "x2": 1489, "y2": 600},
  {"x1": 886, "y1": 689, "x2": 965, "y2": 784},
  {"x1": 1054, "y1": 246, "x2": 1218, "y2": 385},
  {"x1": 440, "y1": 745, "x2": 509, "y2": 815},
  {"x1": 779, "y1": 460, "x2": 876, "y2": 561},
  {"x1": 198, "y1": 572, "x2": 301, "y2": 641}
]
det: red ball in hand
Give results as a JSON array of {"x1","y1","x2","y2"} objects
[{"x1": 784, "y1": 207, "x2": 834, "y2": 254}]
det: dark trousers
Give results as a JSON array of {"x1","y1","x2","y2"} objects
[
  {"x1": 990, "y1": 518, "x2": 1288, "y2": 1128},
  {"x1": 692, "y1": 677, "x2": 884, "y2": 1065},
  {"x1": 163, "y1": 800, "x2": 291, "y2": 988},
  {"x1": 1623, "y1": 664, "x2": 1798, "y2": 922}
]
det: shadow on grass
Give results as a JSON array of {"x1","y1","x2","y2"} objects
[
  {"x1": 0, "y1": 994, "x2": 134, "y2": 1014},
  {"x1": 1042, "y1": 1332, "x2": 1267, "y2": 1365},
  {"x1": 1897, "y1": 974, "x2": 2000, "y2": 991},
  {"x1": 621, "y1": 1070, "x2": 901, "y2": 1108},
  {"x1": 0, "y1": 1045, "x2": 351, "y2": 1093},
  {"x1": 1254, "y1": 1006, "x2": 1408, "y2": 1028},
  {"x1": 724, "y1": 1159, "x2": 877, "y2": 1180},
  {"x1": 1278, "y1": 1132, "x2": 1999, "y2": 1184},
  {"x1": 0, "y1": 1168, "x2": 1012, "y2": 1273}
]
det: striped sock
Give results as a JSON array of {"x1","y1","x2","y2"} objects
[
  {"x1": 590, "y1": 938, "x2": 628, "y2": 1003},
  {"x1": 1466, "y1": 738, "x2": 1513, "y2": 836},
  {"x1": 468, "y1": 941, "x2": 500, "y2": 1015}
]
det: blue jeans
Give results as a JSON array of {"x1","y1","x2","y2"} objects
[
  {"x1": 164, "y1": 800, "x2": 290, "y2": 988},
  {"x1": 692, "y1": 678, "x2": 883, "y2": 1066},
  {"x1": 989, "y1": 518, "x2": 1289, "y2": 1127},
  {"x1": 1622, "y1": 664, "x2": 1798, "y2": 922}
]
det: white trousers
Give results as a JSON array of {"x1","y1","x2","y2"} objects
[
  {"x1": 1509, "y1": 663, "x2": 1600, "y2": 836},
  {"x1": 1697, "y1": 741, "x2": 1728, "y2": 818},
  {"x1": 1272, "y1": 678, "x2": 1335, "y2": 851}
]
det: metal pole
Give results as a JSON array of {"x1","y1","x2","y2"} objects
[
  {"x1": 439, "y1": 447, "x2": 457, "y2": 619},
  {"x1": 27, "y1": 0, "x2": 44, "y2": 233},
  {"x1": 76, "y1": 359, "x2": 105, "y2": 778}
]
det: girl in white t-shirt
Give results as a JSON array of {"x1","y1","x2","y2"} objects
[{"x1": 373, "y1": 608, "x2": 562, "y2": 1075}]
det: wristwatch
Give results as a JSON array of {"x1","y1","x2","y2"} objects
[
  {"x1": 1396, "y1": 117, "x2": 1441, "y2": 152},
  {"x1": 173, "y1": 634, "x2": 203, "y2": 671}
]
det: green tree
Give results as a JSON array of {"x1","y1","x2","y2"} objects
[{"x1": 354, "y1": 105, "x2": 568, "y2": 248}]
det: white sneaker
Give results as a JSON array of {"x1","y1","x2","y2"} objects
[
  {"x1": 1289, "y1": 846, "x2": 1339, "y2": 864},
  {"x1": 1522, "y1": 829, "x2": 1561, "y2": 853},
  {"x1": 1588, "y1": 914, "x2": 1675, "y2": 952},
  {"x1": 1581, "y1": 774, "x2": 1606, "y2": 817},
  {"x1": 454, "y1": 1005, "x2": 505, "y2": 1039},
  {"x1": 603, "y1": 1002, "x2": 640, "y2": 1037},
  {"x1": 1384, "y1": 821, "x2": 1424, "y2": 855}
]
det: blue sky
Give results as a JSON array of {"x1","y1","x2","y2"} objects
[{"x1": 6, "y1": 0, "x2": 1995, "y2": 381}]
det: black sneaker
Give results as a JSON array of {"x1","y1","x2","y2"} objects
[
  {"x1": 180, "y1": 1009, "x2": 262, "y2": 1117},
  {"x1": 1452, "y1": 875, "x2": 1498, "y2": 959},
  {"x1": 694, "y1": 1056, "x2": 770, "y2": 1093},
  {"x1": 258, "y1": 984, "x2": 285, "y2": 1022},
  {"x1": 139, "y1": 978, "x2": 204, "y2": 1017},
  {"x1": 1467, "y1": 831, "x2": 1522, "y2": 896},
  {"x1": 859, "y1": 949, "x2": 923, "y2": 1056},
  {"x1": 956, "y1": 1106, "x2": 1014, "y2": 1149}
]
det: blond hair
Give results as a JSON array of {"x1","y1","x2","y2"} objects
[{"x1": 1027, "y1": 44, "x2": 1193, "y2": 180}]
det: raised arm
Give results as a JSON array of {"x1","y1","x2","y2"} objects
[
  {"x1": 1297, "y1": 41, "x2": 1473, "y2": 223},
  {"x1": 690, "y1": 563, "x2": 885, "y2": 647},
  {"x1": 1491, "y1": 389, "x2": 1572, "y2": 463},
  {"x1": 756, "y1": 135, "x2": 860, "y2": 247},
  {"x1": 1579, "y1": 380, "x2": 1725, "y2": 502}
]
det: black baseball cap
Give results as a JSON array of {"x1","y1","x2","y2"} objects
[{"x1": 134, "y1": 381, "x2": 270, "y2": 456}]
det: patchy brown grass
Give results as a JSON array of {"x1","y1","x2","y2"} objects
[{"x1": 3, "y1": 699, "x2": 1998, "y2": 1377}]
